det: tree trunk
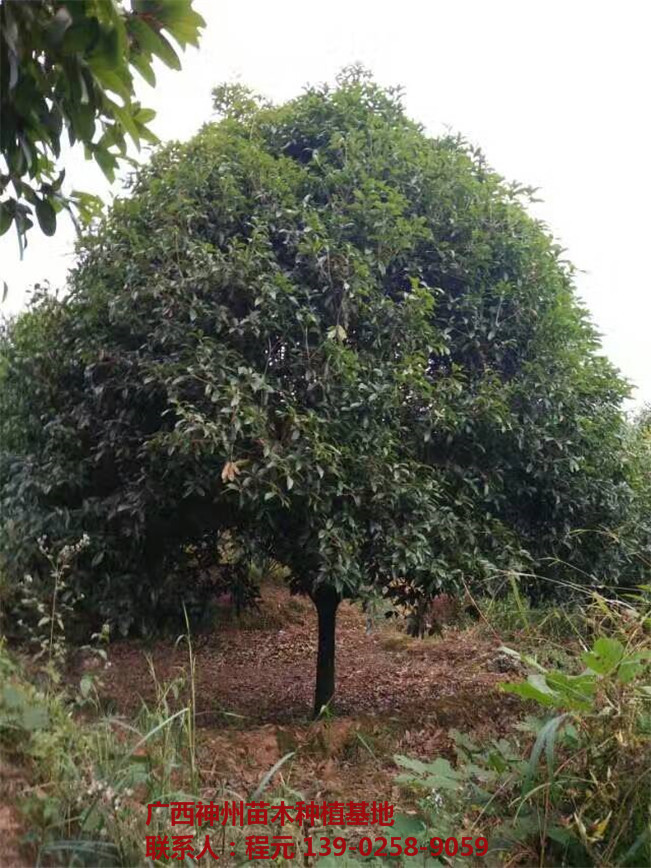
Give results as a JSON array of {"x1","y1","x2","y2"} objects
[{"x1": 312, "y1": 585, "x2": 340, "y2": 718}]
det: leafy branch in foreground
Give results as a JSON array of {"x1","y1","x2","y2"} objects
[{"x1": 0, "y1": 0, "x2": 205, "y2": 249}]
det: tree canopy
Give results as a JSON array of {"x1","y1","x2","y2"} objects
[
  {"x1": 0, "y1": 69, "x2": 639, "y2": 713},
  {"x1": 0, "y1": 0, "x2": 204, "y2": 250}
]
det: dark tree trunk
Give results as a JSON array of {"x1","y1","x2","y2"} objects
[{"x1": 312, "y1": 585, "x2": 340, "y2": 718}]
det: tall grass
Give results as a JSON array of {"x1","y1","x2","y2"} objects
[{"x1": 0, "y1": 635, "x2": 201, "y2": 866}]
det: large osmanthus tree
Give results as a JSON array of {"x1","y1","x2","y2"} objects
[
  {"x1": 0, "y1": 0, "x2": 204, "y2": 250},
  {"x1": 0, "y1": 69, "x2": 634, "y2": 715}
]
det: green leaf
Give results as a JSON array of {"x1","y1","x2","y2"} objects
[
  {"x1": 327, "y1": 324, "x2": 347, "y2": 342},
  {"x1": 80, "y1": 674, "x2": 94, "y2": 698},
  {"x1": 150, "y1": 30, "x2": 182, "y2": 70},
  {"x1": 249, "y1": 751, "x2": 295, "y2": 799},
  {"x1": 582, "y1": 637, "x2": 625, "y2": 676},
  {"x1": 391, "y1": 813, "x2": 426, "y2": 838},
  {"x1": 110, "y1": 101, "x2": 142, "y2": 147},
  {"x1": 130, "y1": 52, "x2": 156, "y2": 86},
  {"x1": 134, "y1": 106, "x2": 156, "y2": 124},
  {"x1": 522, "y1": 713, "x2": 569, "y2": 794},
  {"x1": 94, "y1": 148, "x2": 117, "y2": 182},
  {"x1": 617, "y1": 650, "x2": 651, "y2": 683},
  {"x1": 129, "y1": 18, "x2": 181, "y2": 70},
  {"x1": 395, "y1": 755, "x2": 460, "y2": 790},
  {"x1": 154, "y1": 1, "x2": 206, "y2": 47},
  {"x1": 619, "y1": 828, "x2": 651, "y2": 864},
  {"x1": 547, "y1": 826, "x2": 576, "y2": 847},
  {"x1": 35, "y1": 198, "x2": 57, "y2": 236},
  {"x1": 2, "y1": 685, "x2": 23, "y2": 709},
  {"x1": 87, "y1": 59, "x2": 131, "y2": 101},
  {"x1": 502, "y1": 674, "x2": 558, "y2": 708},
  {"x1": 0, "y1": 203, "x2": 13, "y2": 236},
  {"x1": 544, "y1": 671, "x2": 596, "y2": 711}
]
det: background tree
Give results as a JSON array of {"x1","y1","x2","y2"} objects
[
  {"x1": 0, "y1": 0, "x2": 204, "y2": 250},
  {"x1": 0, "y1": 70, "x2": 640, "y2": 715}
]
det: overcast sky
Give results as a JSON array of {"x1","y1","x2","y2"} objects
[{"x1": 2, "y1": 0, "x2": 649, "y2": 406}]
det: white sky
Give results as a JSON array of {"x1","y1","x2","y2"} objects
[{"x1": 2, "y1": 0, "x2": 649, "y2": 405}]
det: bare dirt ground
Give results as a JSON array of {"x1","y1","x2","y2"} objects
[{"x1": 98, "y1": 585, "x2": 522, "y2": 803}]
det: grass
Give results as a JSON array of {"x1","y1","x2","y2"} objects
[{"x1": 0, "y1": 630, "x2": 202, "y2": 866}]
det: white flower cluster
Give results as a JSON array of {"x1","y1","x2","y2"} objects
[
  {"x1": 59, "y1": 533, "x2": 91, "y2": 562},
  {"x1": 81, "y1": 779, "x2": 134, "y2": 811},
  {"x1": 430, "y1": 789, "x2": 444, "y2": 809},
  {"x1": 37, "y1": 532, "x2": 91, "y2": 561}
]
